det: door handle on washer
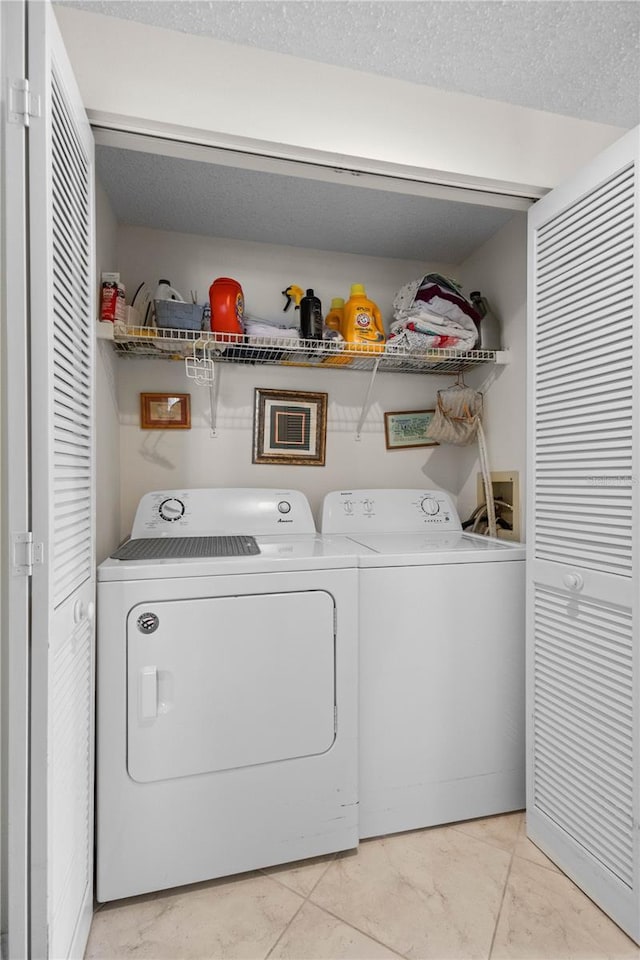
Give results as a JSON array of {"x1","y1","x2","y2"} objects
[{"x1": 140, "y1": 666, "x2": 158, "y2": 719}]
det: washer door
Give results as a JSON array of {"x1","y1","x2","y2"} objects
[{"x1": 127, "y1": 590, "x2": 336, "y2": 783}]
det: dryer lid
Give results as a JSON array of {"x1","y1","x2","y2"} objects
[{"x1": 111, "y1": 535, "x2": 260, "y2": 561}]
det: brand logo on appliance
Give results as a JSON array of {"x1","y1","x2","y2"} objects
[
  {"x1": 277, "y1": 518, "x2": 293, "y2": 523},
  {"x1": 137, "y1": 612, "x2": 159, "y2": 634}
]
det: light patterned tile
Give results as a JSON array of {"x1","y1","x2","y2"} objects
[
  {"x1": 452, "y1": 811, "x2": 524, "y2": 854},
  {"x1": 269, "y1": 901, "x2": 402, "y2": 959},
  {"x1": 262, "y1": 853, "x2": 336, "y2": 897},
  {"x1": 514, "y1": 832, "x2": 561, "y2": 873},
  {"x1": 310, "y1": 827, "x2": 511, "y2": 959},
  {"x1": 85, "y1": 872, "x2": 304, "y2": 959},
  {"x1": 492, "y1": 856, "x2": 640, "y2": 959}
]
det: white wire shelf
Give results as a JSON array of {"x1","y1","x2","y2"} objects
[{"x1": 98, "y1": 323, "x2": 508, "y2": 374}]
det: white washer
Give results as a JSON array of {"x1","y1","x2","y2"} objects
[
  {"x1": 97, "y1": 488, "x2": 360, "y2": 902},
  {"x1": 321, "y1": 488, "x2": 526, "y2": 840}
]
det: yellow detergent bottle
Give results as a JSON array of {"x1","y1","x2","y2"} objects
[
  {"x1": 342, "y1": 284, "x2": 386, "y2": 350},
  {"x1": 324, "y1": 298, "x2": 345, "y2": 335}
]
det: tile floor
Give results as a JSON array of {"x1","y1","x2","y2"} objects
[{"x1": 85, "y1": 812, "x2": 640, "y2": 960}]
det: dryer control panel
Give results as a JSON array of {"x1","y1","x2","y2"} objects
[
  {"x1": 131, "y1": 488, "x2": 317, "y2": 538},
  {"x1": 321, "y1": 489, "x2": 462, "y2": 534}
]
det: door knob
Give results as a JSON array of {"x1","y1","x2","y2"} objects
[
  {"x1": 73, "y1": 599, "x2": 96, "y2": 624},
  {"x1": 563, "y1": 572, "x2": 584, "y2": 591}
]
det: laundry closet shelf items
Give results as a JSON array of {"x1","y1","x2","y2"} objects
[{"x1": 97, "y1": 322, "x2": 510, "y2": 375}]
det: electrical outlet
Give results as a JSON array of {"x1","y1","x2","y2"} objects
[{"x1": 476, "y1": 470, "x2": 520, "y2": 541}]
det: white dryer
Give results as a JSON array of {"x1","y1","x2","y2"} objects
[
  {"x1": 97, "y1": 488, "x2": 360, "y2": 902},
  {"x1": 321, "y1": 488, "x2": 526, "y2": 840}
]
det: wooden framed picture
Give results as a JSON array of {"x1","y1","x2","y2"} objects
[
  {"x1": 384, "y1": 409, "x2": 438, "y2": 449},
  {"x1": 253, "y1": 388, "x2": 328, "y2": 465},
  {"x1": 140, "y1": 392, "x2": 191, "y2": 429}
]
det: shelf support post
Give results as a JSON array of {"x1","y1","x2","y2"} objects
[
  {"x1": 355, "y1": 358, "x2": 381, "y2": 441},
  {"x1": 208, "y1": 360, "x2": 221, "y2": 438}
]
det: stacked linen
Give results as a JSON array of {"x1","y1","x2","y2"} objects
[
  {"x1": 244, "y1": 316, "x2": 300, "y2": 340},
  {"x1": 241, "y1": 315, "x2": 300, "y2": 362},
  {"x1": 387, "y1": 274, "x2": 479, "y2": 352}
]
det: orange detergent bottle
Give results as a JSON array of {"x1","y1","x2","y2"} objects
[
  {"x1": 342, "y1": 284, "x2": 386, "y2": 350},
  {"x1": 209, "y1": 277, "x2": 244, "y2": 336}
]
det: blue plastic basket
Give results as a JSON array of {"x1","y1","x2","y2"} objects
[{"x1": 154, "y1": 300, "x2": 204, "y2": 331}]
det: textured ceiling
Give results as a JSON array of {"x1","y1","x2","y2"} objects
[
  {"x1": 95, "y1": 144, "x2": 515, "y2": 261},
  {"x1": 57, "y1": 1, "x2": 639, "y2": 128}
]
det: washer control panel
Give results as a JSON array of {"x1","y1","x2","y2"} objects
[
  {"x1": 321, "y1": 489, "x2": 462, "y2": 533},
  {"x1": 131, "y1": 489, "x2": 316, "y2": 538}
]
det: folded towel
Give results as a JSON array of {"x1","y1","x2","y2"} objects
[
  {"x1": 244, "y1": 318, "x2": 300, "y2": 340},
  {"x1": 388, "y1": 314, "x2": 477, "y2": 351},
  {"x1": 392, "y1": 274, "x2": 479, "y2": 350},
  {"x1": 387, "y1": 326, "x2": 466, "y2": 352}
]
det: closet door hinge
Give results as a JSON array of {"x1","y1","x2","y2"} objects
[
  {"x1": 8, "y1": 78, "x2": 41, "y2": 127},
  {"x1": 13, "y1": 532, "x2": 43, "y2": 577}
]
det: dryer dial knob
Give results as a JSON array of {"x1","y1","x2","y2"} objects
[
  {"x1": 159, "y1": 498, "x2": 185, "y2": 521},
  {"x1": 277, "y1": 500, "x2": 291, "y2": 514},
  {"x1": 420, "y1": 497, "x2": 440, "y2": 516}
]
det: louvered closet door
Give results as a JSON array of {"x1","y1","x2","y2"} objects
[
  {"x1": 27, "y1": 4, "x2": 96, "y2": 959},
  {"x1": 528, "y1": 126, "x2": 640, "y2": 943}
]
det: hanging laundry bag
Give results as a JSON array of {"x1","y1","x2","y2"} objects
[
  {"x1": 427, "y1": 382, "x2": 482, "y2": 446},
  {"x1": 426, "y1": 381, "x2": 497, "y2": 538}
]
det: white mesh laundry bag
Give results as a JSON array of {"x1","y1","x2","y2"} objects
[{"x1": 426, "y1": 383, "x2": 497, "y2": 537}]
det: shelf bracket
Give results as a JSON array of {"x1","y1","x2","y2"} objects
[
  {"x1": 208, "y1": 362, "x2": 221, "y2": 438},
  {"x1": 355, "y1": 358, "x2": 381, "y2": 441}
]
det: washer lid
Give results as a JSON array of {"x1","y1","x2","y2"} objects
[{"x1": 346, "y1": 532, "x2": 525, "y2": 566}]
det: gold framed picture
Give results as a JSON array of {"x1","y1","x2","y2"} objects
[
  {"x1": 140, "y1": 392, "x2": 191, "y2": 429},
  {"x1": 384, "y1": 409, "x2": 438, "y2": 449},
  {"x1": 253, "y1": 388, "x2": 328, "y2": 465}
]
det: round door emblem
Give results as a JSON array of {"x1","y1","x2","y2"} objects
[{"x1": 137, "y1": 612, "x2": 159, "y2": 634}]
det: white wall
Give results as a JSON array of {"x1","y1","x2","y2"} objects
[
  {"x1": 113, "y1": 225, "x2": 464, "y2": 535},
  {"x1": 118, "y1": 360, "x2": 462, "y2": 536},
  {"x1": 94, "y1": 181, "x2": 122, "y2": 561},
  {"x1": 115, "y1": 225, "x2": 455, "y2": 330},
  {"x1": 456, "y1": 213, "x2": 528, "y2": 531},
  {"x1": 54, "y1": 6, "x2": 625, "y2": 192}
]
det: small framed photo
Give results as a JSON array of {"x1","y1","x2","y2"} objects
[
  {"x1": 384, "y1": 409, "x2": 438, "y2": 449},
  {"x1": 140, "y1": 392, "x2": 191, "y2": 429},
  {"x1": 253, "y1": 388, "x2": 328, "y2": 466}
]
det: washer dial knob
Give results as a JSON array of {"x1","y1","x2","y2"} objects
[
  {"x1": 420, "y1": 497, "x2": 440, "y2": 516},
  {"x1": 158, "y1": 498, "x2": 185, "y2": 522},
  {"x1": 278, "y1": 500, "x2": 291, "y2": 514}
]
